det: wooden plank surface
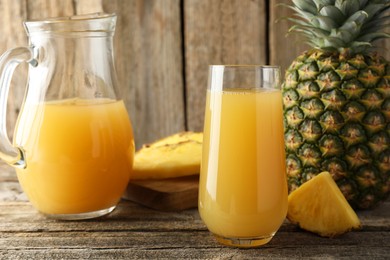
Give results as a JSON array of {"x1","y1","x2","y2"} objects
[
  {"x1": 0, "y1": 0, "x2": 28, "y2": 140},
  {"x1": 0, "y1": 163, "x2": 389, "y2": 259},
  {"x1": 269, "y1": 0, "x2": 307, "y2": 74},
  {"x1": 103, "y1": 0, "x2": 186, "y2": 148},
  {"x1": 183, "y1": 0, "x2": 267, "y2": 131},
  {"x1": 26, "y1": 0, "x2": 74, "y2": 19},
  {"x1": 0, "y1": 199, "x2": 389, "y2": 259},
  {"x1": 123, "y1": 175, "x2": 199, "y2": 211}
]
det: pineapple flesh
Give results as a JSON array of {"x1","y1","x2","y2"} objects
[
  {"x1": 131, "y1": 132, "x2": 202, "y2": 180},
  {"x1": 282, "y1": 0, "x2": 390, "y2": 209},
  {"x1": 288, "y1": 171, "x2": 361, "y2": 237}
]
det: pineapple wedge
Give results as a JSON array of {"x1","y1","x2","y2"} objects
[
  {"x1": 287, "y1": 172, "x2": 361, "y2": 237},
  {"x1": 131, "y1": 132, "x2": 202, "y2": 180}
]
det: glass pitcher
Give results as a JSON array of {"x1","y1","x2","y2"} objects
[{"x1": 0, "y1": 13, "x2": 135, "y2": 220}]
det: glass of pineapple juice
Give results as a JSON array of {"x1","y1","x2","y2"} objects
[{"x1": 199, "y1": 65, "x2": 288, "y2": 247}]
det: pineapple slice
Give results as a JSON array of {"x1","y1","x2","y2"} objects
[
  {"x1": 287, "y1": 171, "x2": 361, "y2": 237},
  {"x1": 147, "y1": 131, "x2": 203, "y2": 147},
  {"x1": 131, "y1": 132, "x2": 202, "y2": 180}
]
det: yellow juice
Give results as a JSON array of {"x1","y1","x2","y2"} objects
[
  {"x1": 14, "y1": 99, "x2": 134, "y2": 215},
  {"x1": 199, "y1": 88, "x2": 288, "y2": 238}
]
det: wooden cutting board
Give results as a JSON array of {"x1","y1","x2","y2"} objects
[{"x1": 122, "y1": 175, "x2": 199, "y2": 211}]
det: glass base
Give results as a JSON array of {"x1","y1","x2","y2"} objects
[
  {"x1": 213, "y1": 232, "x2": 275, "y2": 248},
  {"x1": 42, "y1": 205, "x2": 116, "y2": 220}
]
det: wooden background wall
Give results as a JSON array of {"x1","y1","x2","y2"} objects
[{"x1": 1, "y1": 0, "x2": 389, "y2": 149}]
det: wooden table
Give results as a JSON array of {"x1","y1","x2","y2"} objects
[{"x1": 1, "y1": 164, "x2": 389, "y2": 259}]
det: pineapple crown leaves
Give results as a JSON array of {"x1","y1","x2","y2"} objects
[{"x1": 279, "y1": 0, "x2": 390, "y2": 54}]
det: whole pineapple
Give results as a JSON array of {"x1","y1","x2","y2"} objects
[{"x1": 282, "y1": 0, "x2": 390, "y2": 209}]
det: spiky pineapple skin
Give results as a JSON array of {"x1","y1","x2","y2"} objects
[{"x1": 283, "y1": 49, "x2": 390, "y2": 209}]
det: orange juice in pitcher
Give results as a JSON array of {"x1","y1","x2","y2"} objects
[
  {"x1": 15, "y1": 99, "x2": 134, "y2": 217},
  {"x1": 0, "y1": 14, "x2": 134, "y2": 219}
]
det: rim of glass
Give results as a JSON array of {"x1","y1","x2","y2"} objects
[
  {"x1": 209, "y1": 65, "x2": 280, "y2": 69},
  {"x1": 24, "y1": 12, "x2": 116, "y2": 25}
]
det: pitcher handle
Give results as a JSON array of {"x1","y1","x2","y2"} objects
[{"x1": 0, "y1": 47, "x2": 36, "y2": 168}]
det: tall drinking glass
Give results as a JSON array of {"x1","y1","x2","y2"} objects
[{"x1": 199, "y1": 65, "x2": 288, "y2": 247}]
